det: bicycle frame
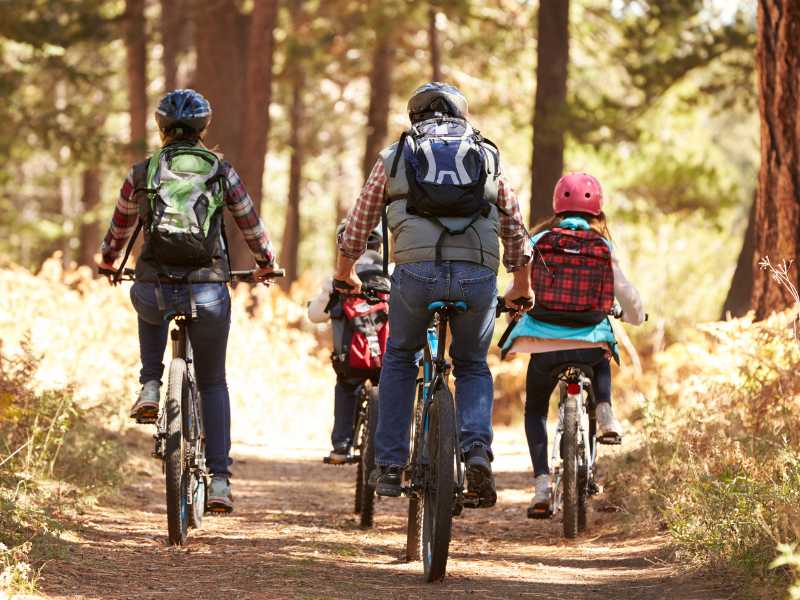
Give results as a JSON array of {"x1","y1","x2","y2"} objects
[{"x1": 550, "y1": 372, "x2": 596, "y2": 516}]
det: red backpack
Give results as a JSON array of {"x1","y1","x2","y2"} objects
[
  {"x1": 329, "y1": 264, "x2": 390, "y2": 379},
  {"x1": 530, "y1": 227, "x2": 614, "y2": 327}
]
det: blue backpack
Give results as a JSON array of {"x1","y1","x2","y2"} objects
[{"x1": 389, "y1": 118, "x2": 499, "y2": 222}]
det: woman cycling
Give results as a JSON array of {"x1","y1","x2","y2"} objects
[
  {"x1": 502, "y1": 172, "x2": 645, "y2": 517},
  {"x1": 98, "y1": 89, "x2": 278, "y2": 513}
]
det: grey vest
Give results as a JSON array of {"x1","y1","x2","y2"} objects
[{"x1": 380, "y1": 141, "x2": 502, "y2": 272}]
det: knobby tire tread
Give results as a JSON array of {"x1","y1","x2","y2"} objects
[
  {"x1": 359, "y1": 387, "x2": 378, "y2": 528},
  {"x1": 562, "y1": 397, "x2": 579, "y2": 539},
  {"x1": 165, "y1": 359, "x2": 189, "y2": 545},
  {"x1": 422, "y1": 385, "x2": 455, "y2": 582}
]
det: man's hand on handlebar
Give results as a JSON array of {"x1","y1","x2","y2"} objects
[{"x1": 254, "y1": 263, "x2": 280, "y2": 284}]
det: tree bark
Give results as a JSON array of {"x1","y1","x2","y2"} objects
[
  {"x1": 281, "y1": 0, "x2": 305, "y2": 289},
  {"x1": 362, "y1": 34, "x2": 394, "y2": 179},
  {"x1": 161, "y1": 0, "x2": 190, "y2": 91},
  {"x1": 194, "y1": 0, "x2": 251, "y2": 269},
  {"x1": 721, "y1": 197, "x2": 756, "y2": 318},
  {"x1": 125, "y1": 0, "x2": 148, "y2": 163},
  {"x1": 530, "y1": 0, "x2": 570, "y2": 226},
  {"x1": 238, "y1": 0, "x2": 280, "y2": 213},
  {"x1": 78, "y1": 169, "x2": 102, "y2": 267},
  {"x1": 752, "y1": 0, "x2": 800, "y2": 318},
  {"x1": 428, "y1": 6, "x2": 442, "y2": 81}
]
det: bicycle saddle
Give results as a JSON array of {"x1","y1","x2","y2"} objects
[
  {"x1": 550, "y1": 363, "x2": 594, "y2": 383},
  {"x1": 427, "y1": 300, "x2": 468, "y2": 314}
]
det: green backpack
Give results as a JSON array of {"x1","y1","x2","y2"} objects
[{"x1": 142, "y1": 145, "x2": 226, "y2": 268}]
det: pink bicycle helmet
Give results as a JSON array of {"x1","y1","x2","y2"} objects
[{"x1": 552, "y1": 172, "x2": 603, "y2": 215}]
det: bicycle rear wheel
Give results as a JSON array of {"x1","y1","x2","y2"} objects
[
  {"x1": 561, "y1": 395, "x2": 579, "y2": 539},
  {"x1": 359, "y1": 386, "x2": 378, "y2": 528},
  {"x1": 405, "y1": 386, "x2": 425, "y2": 562},
  {"x1": 421, "y1": 384, "x2": 456, "y2": 582},
  {"x1": 186, "y1": 379, "x2": 205, "y2": 530},
  {"x1": 354, "y1": 390, "x2": 366, "y2": 515},
  {"x1": 165, "y1": 358, "x2": 191, "y2": 545}
]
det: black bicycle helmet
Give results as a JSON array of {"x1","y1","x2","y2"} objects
[
  {"x1": 407, "y1": 82, "x2": 468, "y2": 123},
  {"x1": 336, "y1": 220, "x2": 382, "y2": 249},
  {"x1": 155, "y1": 89, "x2": 212, "y2": 134}
]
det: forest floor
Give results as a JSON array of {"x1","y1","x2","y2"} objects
[{"x1": 25, "y1": 430, "x2": 736, "y2": 600}]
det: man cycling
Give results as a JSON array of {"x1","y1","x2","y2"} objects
[
  {"x1": 333, "y1": 82, "x2": 533, "y2": 506},
  {"x1": 98, "y1": 89, "x2": 278, "y2": 512}
]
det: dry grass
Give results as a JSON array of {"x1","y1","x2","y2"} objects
[{"x1": 605, "y1": 309, "x2": 800, "y2": 598}]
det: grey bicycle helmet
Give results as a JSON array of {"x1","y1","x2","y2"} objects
[
  {"x1": 155, "y1": 89, "x2": 212, "y2": 134},
  {"x1": 407, "y1": 82, "x2": 468, "y2": 123}
]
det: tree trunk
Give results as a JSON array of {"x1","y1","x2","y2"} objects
[
  {"x1": 362, "y1": 34, "x2": 394, "y2": 179},
  {"x1": 428, "y1": 6, "x2": 442, "y2": 81},
  {"x1": 78, "y1": 169, "x2": 102, "y2": 267},
  {"x1": 751, "y1": 0, "x2": 800, "y2": 318},
  {"x1": 721, "y1": 197, "x2": 756, "y2": 318},
  {"x1": 125, "y1": 0, "x2": 148, "y2": 163},
  {"x1": 281, "y1": 0, "x2": 305, "y2": 289},
  {"x1": 238, "y1": 0, "x2": 280, "y2": 214},
  {"x1": 161, "y1": 0, "x2": 190, "y2": 91},
  {"x1": 194, "y1": 0, "x2": 251, "y2": 269},
  {"x1": 530, "y1": 0, "x2": 570, "y2": 226}
]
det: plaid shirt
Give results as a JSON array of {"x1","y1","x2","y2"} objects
[
  {"x1": 100, "y1": 159, "x2": 275, "y2": 266},
  {"x1": 339, "y1": 159, "x2": 531, "y2": 271}
]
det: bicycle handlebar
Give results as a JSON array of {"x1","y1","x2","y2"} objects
[
  {"x1": 495, "y1": 296, "x2": 533, "y2": 318},
  {"x1": 98, "y1": 267, "x2": 285, "y2": 285}
]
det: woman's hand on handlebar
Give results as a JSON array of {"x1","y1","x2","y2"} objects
[
  {"x1": 97, "y1": 259, "x2": 117, "y2": 284},
  {"x1": 254, "y1": 263, "x2": 280, "y2": 284}
]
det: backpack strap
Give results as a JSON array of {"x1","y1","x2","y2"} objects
[
  {"x1": 389, "y1": 130, "x2": 409, "y2": 178},
  {"x1": 113, "y1": 158, "x2": 150, "y2": 284},
  {"x1": 381, "y1": 203, "x2": 390, "y2": 277}
]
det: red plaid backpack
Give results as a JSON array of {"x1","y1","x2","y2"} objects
[{"x1": 530, "y1": 227, "x2": 614, "y2": 327}]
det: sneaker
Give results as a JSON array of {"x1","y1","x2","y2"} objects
[
  {"x1": 207, "y1": 476, "x2": 234, "y2": 513},
  {"x1": 464, "y1": 445, "x2": 497, "y2": 508},
  {"x1": 527, "y1": 474, "x2": 552, "y2": 518},
  {"x1": 596, "y1": 402, "x2": 623, "y2": 444},
  {"x1": 325, "y1": 443, "x2": 351, "y2": 465},
  {"x1": 370, "y1": 465, "x2": 403, "y2": 497},
  {"x1": 129, "y1": 380, "x2": 160, "y2": 423}
]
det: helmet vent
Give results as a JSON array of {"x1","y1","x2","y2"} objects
[
  {"x1": 564, "y1": 191, "x2": 570, "y2": 197},
  {"x1": 585, "y1": 192, "x2": 591, "y2": 198}
]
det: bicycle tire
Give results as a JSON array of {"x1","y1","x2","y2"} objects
[
  {"x1": 562, "y1": 394, "x2": 579, "y2": 539},
  {"x1": 422, "y1": 384, "x2": 456, "y2": 582},
  {"x1": 165, "y1": 358, "x2": 190, "y2": 545},
  {"x1": 359, "y1": 386, "x2": 378, "y2": 528},
  {"x1": 405, "y1": 386, "x2": 425, "y2": 562},
  {"x1": 187, "y1": 380, "x2": 204, "y2": 530},
  {"x1": 354, "y1": 396, "x2": 365, "y2": 515}
]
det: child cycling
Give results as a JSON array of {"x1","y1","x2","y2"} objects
[
  {"x1": 308, "y1": 223, "x2": 390, "y2": 464},
  {"x1": 501, "y1": 172, "x2": 645, "y2": 517}
]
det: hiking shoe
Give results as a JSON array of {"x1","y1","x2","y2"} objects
[
  {"x1": 527, "y1": 474, "x2": 552, "y2": 518},
  {"x1": 207, "y1": 476, "x2": 233, "y2": 513},
  {"x1": 129, "y1": 380, "x2": 160, "y2": 423},
  {"x1": 324, "y1": 444, "x2": 351, "y2": 465},
  {"x1": 596, "y1": 402, "x2": 623, "y2": 444},
  {"x1": 370, "y1": 465, "x2": 403, "y2": 497},
  {"x1": 464, "y1": 445, "x2": 497, "y2": 508}
]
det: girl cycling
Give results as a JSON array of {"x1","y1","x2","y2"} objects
[{"x1": 502, "y1": 172, "x2": 645, "y2": 517}]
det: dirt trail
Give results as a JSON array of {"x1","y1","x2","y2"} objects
[{"x1": 35, "y1": 430, "x2": 734, "y2": 600}]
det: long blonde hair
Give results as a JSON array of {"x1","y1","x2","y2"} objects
[{"x1": 532, "y1": 211, "x2": 612, "y2": 242}]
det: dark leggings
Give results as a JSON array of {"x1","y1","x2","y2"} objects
[{"x1": 524, "y1": 348, "x2": 612, "y2": 477}]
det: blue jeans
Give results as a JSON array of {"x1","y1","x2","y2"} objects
[
  {"x1": 131, "y1": 282, "x2": 233, "y2": 477},
  {"x1": 375, "y1": 261, "x2": 497, "y2": 466},
  {"x1": 524, "y1": 348, "x2": 611, "y2": 477},
  {"x1": 332, "y1": 377, "x2": 360, "y2": 448}
]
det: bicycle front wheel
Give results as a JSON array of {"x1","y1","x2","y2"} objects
[
  {"x1": 561, "y1": 395, "x2": 579, "y2": 539},
  {"x1": 421, "y1": 384, "x2": 456, "y2": 582},
  {"x1": 165, "y1": 358, "x2": 191, "y2": 545},
  {"x1": 359, "y1": 386, "x2": 378, "y2": 528}
]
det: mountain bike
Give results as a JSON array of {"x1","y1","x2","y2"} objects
[
  {"x1": 100, "y1": 266, "x2": 283, "y2": 545},
  {"x1": 402, "y1": 300, "x2": 473, "y2": 582},
  {"x1": 520, "y1": 307, "x2": 648, "y2": 538},
  {"x1": 323, "y1": 285, "x2": 385, "y2": 529}
]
